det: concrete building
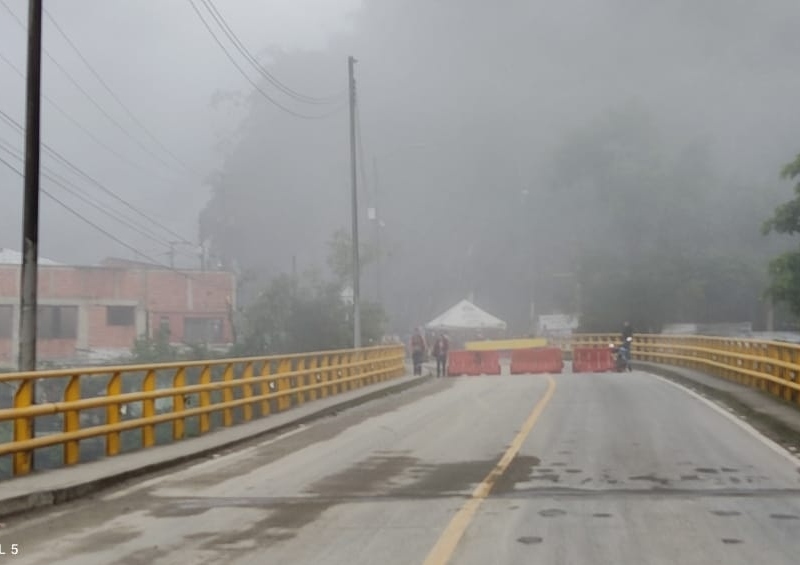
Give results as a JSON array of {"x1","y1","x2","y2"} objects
[{"x1": 0, "y1": 250, "x2": 235, "y2": 367}]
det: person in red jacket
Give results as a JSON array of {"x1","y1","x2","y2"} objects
[{"x1": 431, "y1": 333, "x2": 450, "y2": 377}]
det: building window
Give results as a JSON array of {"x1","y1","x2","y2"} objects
[
  {"x1": 106, "y1": 306, "x2": 135, "y2": 327},
  {"x1": 0, "y1": 305, "x2": 12, "y2": 339},
  {"x1": 184, "y1": 317, "x2": 223, "y2": 344},
  {"x1": 38, "y1": 305, "x2": 78, "y2": 339}
]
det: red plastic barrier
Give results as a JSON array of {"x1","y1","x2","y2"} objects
[
  {"x1": 447, "y1": 350, "x2": 501, "y2": 376},
  {"x1": 572, "y1": 347, "x2": 614, "y2": 373},
  {"x1": 510, "y1": 347, "x2": 564, "y2": 374},
  {"x1": 479, "y1": 350, "x2": 501, "y2": 375}
]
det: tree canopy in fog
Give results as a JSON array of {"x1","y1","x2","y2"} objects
[{"x1": 194, "y1": 0, "x2": 800, "y2": 335}]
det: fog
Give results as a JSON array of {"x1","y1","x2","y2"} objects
[{"x1": 2, "y1": 0, "x2": 800, "y2": 334}]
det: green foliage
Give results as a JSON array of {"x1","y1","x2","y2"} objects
[
  {"x1": 546, "y1": 106, "x2": 771, "y2": 331},
  {"x1": 326, "y1": 228, "x2": 378, "y2": 287},
  {"x1": 763, "y1": 153, "x2": 800, "y2": 317},
  {"x1": 130, "y1": 327, "x2": 178, "y2": 364},
  {"x1": 763, "y1": 153, "x2": 800, "y2": 236},
  {"x1": 233, "y1": 273, "x2": 387, "y2": 356},
  {"x1": 577, "y1": 252, "x2": 764, "y2": 333}
]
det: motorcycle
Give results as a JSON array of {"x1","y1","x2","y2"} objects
[{"x1": 612, "y1": 337, "x2": 633, "y2": 372}]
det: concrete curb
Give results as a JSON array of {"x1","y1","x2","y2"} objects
[
  {"x1": 635, "y1": 361, "x2": 800, "y2": 451},
  {"x1": 0, "y1": 372, "x2": 432, "y2": 520}
]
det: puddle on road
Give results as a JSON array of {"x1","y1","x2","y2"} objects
[
  {"x1": 629, "y1": 474, "x2": 670, "y2": 486},
  {"x1": 308, "y1": 455, "x2": 419, "y2": 495},
  {"x1": 538, "y1": 508, "x2": 566, "y2": 517},
  {"x1": 710, "y1": 510, "x2": 741, "y2": 517},
  {"x1": 531, "y1": 473, "x2": 560, "y2": 482},
  {"x1": 494, "y1": 456, "x2": 542, "y2": 494},
  {"x1": 722, "y1": 538, "x2": 743, "y2": 544},
  {"x1": 770, "y1": 514, "x2": 800, "y2": 520},
  {"x1": 145, "y1": 451, "x2": 547, "y2": 552},
  {"x1": 517, "y1": 536, "x2": 543, "y2": 545}
]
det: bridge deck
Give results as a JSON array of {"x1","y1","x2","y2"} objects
[{"x1": 3, "y1": 370, "x2": 800, "y2": 564}]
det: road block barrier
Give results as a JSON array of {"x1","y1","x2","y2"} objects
[
  {"x1": 480, "y1": 350, "x2": 501, "y2": 375},
  {"x1": 510, "y1": 347, "x2": 564, "y2": 374},
  {"x1": 447, "y1": 350, "x2": 501, "y2": 376},
  {"x1": 572, "y1": 346, "x2": 614, "y2": 373}
]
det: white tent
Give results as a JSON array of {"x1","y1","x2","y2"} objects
[{"x1": 426, "y1": 299, "x2": 507, "y2": 331}]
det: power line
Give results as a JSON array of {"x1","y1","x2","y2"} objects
[
  {"x1": 0, "y1": 51, "x2": 180, "y2": 185},
  {"x1": 0, "y1": 108, "x2": 194, "y2": 245},
  {"x1": 0, "y1": 0, "x2": 186, "y2": 175},
  {"x1": 0, "y1": 139, "x2": 174, "y2": 249},
  {"x1": 1, "y1": 151, "x2": 232, "y2": 292},
  {"x1": 0, "y1": 152, "x2": 166, "y2": 265},
  {"x1": 42, "y1": 8, "x2": 191, "y2": 172},
  {"x1": 186, "y1": 0, "x2": 346, "y2": 121},
  {"x1": 200, "y1": 0, "x2": 345, "y2": 105}
]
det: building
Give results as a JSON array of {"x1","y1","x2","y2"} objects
[
  {"x1": 0, "y1": 251, "x2": 236, "y2": 367},
  {"x1": 536, "y1": 313, "x2": 580, "y2": 338}
]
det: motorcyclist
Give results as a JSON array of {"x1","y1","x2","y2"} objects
[{"x1": 615, "y1": 336, "x2": 633, "y2": 371}]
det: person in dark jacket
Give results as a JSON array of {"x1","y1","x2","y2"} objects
[{"x1": 431, "y1": 333, "x2": 450, "y2": 377}]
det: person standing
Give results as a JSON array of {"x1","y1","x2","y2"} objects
[
  {"x1": 410, "y1": 328, "x2": 426, "y2": 376},
  {"x1": 432, "y1": 333, "x2": 450, "y2": 377}
]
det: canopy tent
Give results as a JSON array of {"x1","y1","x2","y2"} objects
[{"x1": 425, "y1": 299, "x2": 507, "y2": 331}]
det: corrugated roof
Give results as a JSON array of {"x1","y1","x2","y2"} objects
[{"x1": 0, "y1": 247, "x2": 61, "y2": 265}]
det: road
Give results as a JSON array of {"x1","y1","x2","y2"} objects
[{"x1": 3, "y1": 371, "x2": 800, "y2": 564}]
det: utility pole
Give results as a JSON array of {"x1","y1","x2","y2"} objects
[
  {"x1": 18, "y1": 0, "x2": 44, "y2": 375},
  {"x1": 348, "y1": 55, "x2": 361, "y2": 348},
  {"x1": 373, "y1": 157, "x2": 382, "y2": 305}
]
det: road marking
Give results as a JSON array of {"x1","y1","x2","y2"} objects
[
  {"x1": 651, "y1": 374, "x2": 800, "y2": 466},
  {"x1": 422, "y1": 375, "x2": 557, "y2": 565}
]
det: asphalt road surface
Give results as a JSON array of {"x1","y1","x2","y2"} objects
[{"x1": 3, "y1": 371, "x2": 800, "y2": 564}]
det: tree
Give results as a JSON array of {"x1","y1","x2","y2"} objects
[
  {"x1": 130, "y1": 327, "x2": 178, "y2": 364},
  {"x1": 546, "y1": 106, "x2": 772, "y2": 332},
  {"x1": 232, "y1": 272, "x2": 388, "y2": 356},
  {"x1": 763, "y1": 153, "x2": 800, "y2": 316},
  {"x1": 326, "y1": 228, "x2": 378, "y2": 287}
]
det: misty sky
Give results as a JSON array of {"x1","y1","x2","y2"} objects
[
  {"x1": 1, "y1": 0, "x2": 800, "y2": 296},
  {"x1": 0, "y1": 0, "x2": 359, "y2": 266}
]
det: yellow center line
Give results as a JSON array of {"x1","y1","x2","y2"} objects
[{"x1": 422, "y1": 375, "x2": 557, "y2": 565}]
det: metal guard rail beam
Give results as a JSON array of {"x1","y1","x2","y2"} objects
[
  {"x1": 0, "y1": 345, "x2": 405, "y2": 477},
  {"x1": 561, "y1": 333, "x2": 800, "y2": 403},
  {"x1": 3, "y1": 333, "x2": 799, "y2": 480}
]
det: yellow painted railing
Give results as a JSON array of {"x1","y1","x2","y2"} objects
[
  {"x1": 561, "y1": 333, "x2": 800, "y2": 405},
  {"x1": 0, "y1": 345, "x2": 405, "y2": 477},
  {"x1": 632, "y1": 334, "x2": 800, "y2": 404}
]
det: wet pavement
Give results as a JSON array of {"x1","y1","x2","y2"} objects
[{"x1": 2, "y1": 371, "x2": 800, "y2": 564}]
